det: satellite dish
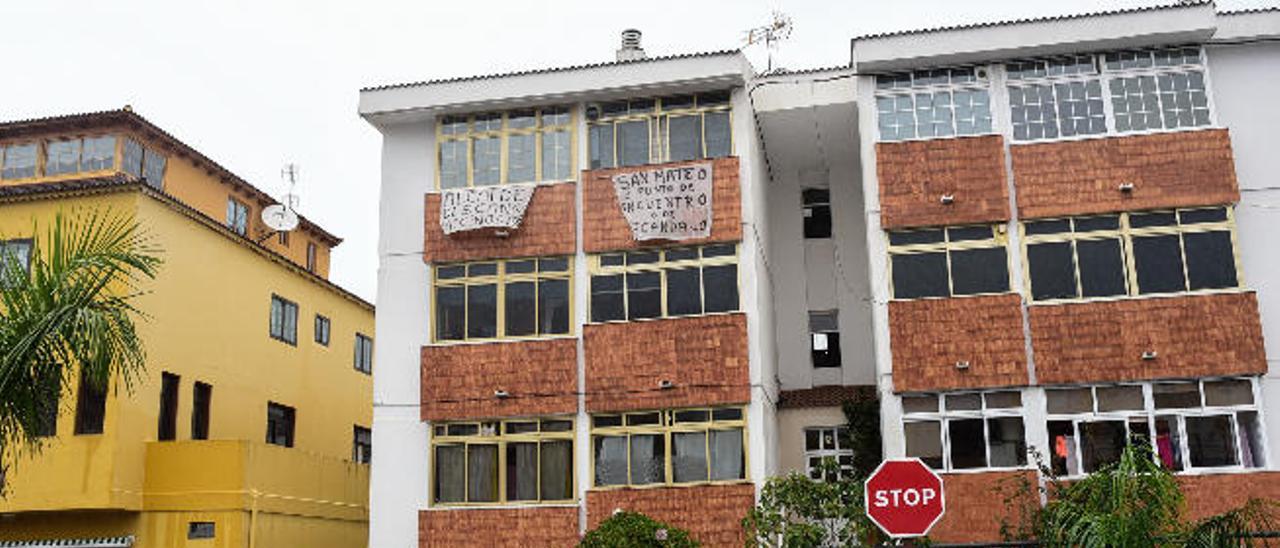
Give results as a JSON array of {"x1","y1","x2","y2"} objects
[{"x1": 262, "y1": 204, "x2": 299, "y2": 232}]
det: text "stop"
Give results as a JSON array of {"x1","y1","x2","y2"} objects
[{"x1": 872, "y1": 487, "x2": 938, "y2": 508}]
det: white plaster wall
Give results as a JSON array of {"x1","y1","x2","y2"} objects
[
  {"x1": 370, "y1": 121, "x2": 433, "y2": 547},
  {"x1": 776, "y1": 407, "x2": 848, "y2": 475},
  {"x1": 1206, "y1": 41, "x2": 1280, "y2": 469}
]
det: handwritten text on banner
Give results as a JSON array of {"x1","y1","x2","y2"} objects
[
  {"x1": 439, "y1": 185, "x2": 536, "y2": 235},
  {"x1": 611, "y1": 163, "x2": 714, "y2": 241}
]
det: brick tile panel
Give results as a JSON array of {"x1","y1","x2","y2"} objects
[
  {"x1": 1012, "y1": 129, "x2": 1239, "y2": 219},
  {"x1": 876, "y1": 135, "x2": 1011, "y2": 230},
  {"x1": 419, "y1": 506, "x2": 580, "y2": 547},
  {"x1": 421, "y1": 338, "x2": 578, "y2": 421},
  {"x1": 423, "y1": 182, "x2": 576, "y2": 263},
  {"x1": 1029, "y1": 292, "x2": 1267, "y2": 385},
  {"x1": 582, "y1": 157, "x2": 742, "y2": 253},
  {"x1": 586, "y1": 484, "x2": 756, "y2": 548},
  {"x1": 930, "y1": 471, "x2": 1038, "y2": 544},
  {"x1": 583, "y1": 314, "x2": 751, "y2": 412},
  {"x1": 1178, "y1": 472, "x2": 1280, "y2": 521},
  {"x1": 888, "y1": 294, "x2": 1029, "y2": 392}
]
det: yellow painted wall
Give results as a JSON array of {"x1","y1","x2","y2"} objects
[{"x1": 0, "y1": 188, "x2": 371, "y2": 546}]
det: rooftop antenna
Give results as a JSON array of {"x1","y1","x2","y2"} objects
[
  {"x1": 743, "y1": 11, "x2": 793, "y2": 73},
  {"x1": 259, "y1": 163, "x2": 301, "y2": 240}
]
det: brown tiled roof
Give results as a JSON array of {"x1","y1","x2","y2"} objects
[
  {"x1": 852, "y1": 1, "x2": 1210, "y2": 41},
  {"x1": 0, "y1": 175, "x2": 372, "y2": 311},
  {"x1": 0, "y1": 108, "x2": 342, "y2": 247},
  {"x1": 360, "y1": 49, "x2": 742, "y2": 92},
  {"x1": 777, "y1": 385, "x2": 875, "y2": 409}
]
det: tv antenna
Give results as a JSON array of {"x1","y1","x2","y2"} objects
[
  {"x1": 260, "y1": 163, "x2": 301, "y2": 238},
  {"x1": 743, "y1": 11, "x2": 793, "y2": 73}
]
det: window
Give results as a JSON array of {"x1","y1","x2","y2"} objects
[
  {"x1": 587, "y1": 91, "x2": 732, "y2": 169},
  {"x1": 306, "y1": 242, "x2": 318, "y2": 273},
  {"x1": 354, "y1": 425, "x2": 372, "y2": 464},
  {"x1": 432, "y1": 417, "x2": 574, "y2": 505},
  {"x1": 0, "y1": 143, "x2": 38, "y2": 179},
  {"x1": 122, "y1": 138, "x2": 144, "y2": 178},
  {"x1": 45, "y1": 139, "x2": 82, "y2": 176},
  {"x1": 142, "y1": 147, "x2": 166, "y2": 189},
  {"x1": 1006, "y1": 47, "x2": 1210, "y2": 142},
  {"x1": 0, "y1": 239, "x2": 33, "y2": 286},
  {"x1": 809, "y1": 311, "x2": 841, "y2": 369},
  {"x1": 876, "y1": 67, "x2": 992, "y2": 141},
  {"x1": 158, "y1": 372, "x2": 179, "y2": 441},
  {"x1": 74, "y1": 367, "x2": 107, "y2": 435},
  {"x1": 903, "y1": 391, "x2": 1028, "y2": 471},
  {"x1": 804, "y1": 426, "x2": 853, "y2": 481},
  {"x1": 278, "y1": 230, "x2": 289, "y2": 246},
  {"x1": 192, "y1": 382, "x2": 211, "y2": 440},
  {"x1": 187, "y1": 522, "x2": 215, "y2": 540},
  {"x1": 269, "y1": 295, "x2": 298, "y2": 345},
  {"x1": 34, "y1": 364, "x2": 60, "y2": 437},
  {"x1": 226, "y1": 198, "x2": 250, "y2": 236},
  {"x1": 354, "y1": 333, "x2": 373, "y2": 374},
  {"x1": 266, "y1": 402, "x2": 295, "y2": 448},
  {"x1": 314, "y1": 315, "x2": 331, "y2": 346},
  {"x1": 888, "y1": 226, "x2": 1010, "y2": 299},
  {"x1": 437, "y1": 106, "x2": 573, "y2": 189},
  {"x1": 589, "y1": 244, "x2": 738, "y2": 323},
  {"x1": 434, "y1": 257, "x2": 572, "y2": 341},
  {"x1": 1023, "y1": 207, "x2": 1239, "y2": 302},
  {"x1": 592, "y1": 407, "x2": 746, "y2": 487},
  {"x1": 81, "y1": 136, "x2": 116, "y2": 171},
  {"x1": 802, "y1": 188, "x2": 832, "y2": 239},
  {"x1": 1046, "y1": 379, "x2": 1265, "y2": 477}
]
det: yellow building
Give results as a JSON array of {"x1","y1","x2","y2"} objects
[{"x1": 0, "y1": 109, "x2": 374, "y2": 548}]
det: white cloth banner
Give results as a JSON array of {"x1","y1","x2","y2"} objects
[
  {"x1": 611, "y1": 162, "x2": 714, "y2": 241},
  {"x1": 439, "y1": 185, "x2": 536, "y2": 235}
]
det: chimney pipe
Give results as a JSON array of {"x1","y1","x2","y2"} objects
[{"x1": 617, "y1": 29, "x2": 647, "y2": 62}]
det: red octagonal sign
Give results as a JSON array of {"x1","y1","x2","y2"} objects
[{"x1": 864, "y1": 458, "x2": 946, "y2": 538}]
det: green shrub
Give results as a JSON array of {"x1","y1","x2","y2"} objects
[{"x1": 579, "y1": 510, "x2": 700, "y2": 548}]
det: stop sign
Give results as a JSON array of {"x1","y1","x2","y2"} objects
[{"x1": 864, "y1": 458, "x2": 945, "y2": 538}]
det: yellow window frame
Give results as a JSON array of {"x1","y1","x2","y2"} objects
[
  {"x1": 586, "y1": 243, "x2": 741, "y2": 322},
  {"x1": 588, "y1": 406, "x2": 749, "y2": 489},
  {"x1": 430, "y1": 416, "x2": 577, "y2": 507},
  {"x1": 432, "y1": 256, "x2": 575, "y2": 343},
  {"x1": 1019, "y1": 206, "x2": 1244, "y2": 304},
  {"x1": 885, "y1": 224, "x2": 1013, "y2": 300},
  {"x1": 586, "y1": 92, "x2": 734, "y2": 168},
  {"x1": 434, "y1": 106, "x2": 577, "y2": 190}
]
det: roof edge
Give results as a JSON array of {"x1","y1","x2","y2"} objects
[{"x1": 851, "y1": 1, "x2": 1211, "y2": 42}]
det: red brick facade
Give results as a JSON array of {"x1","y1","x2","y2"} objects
[
  {"x1": 419, "y1": 506, "x2": 580, "y2": 547},
  {"x1": 888, "y1": 294, "x2": 1029, "y2": 392},
  {"x1": 1029, "y1": 292, "x2": 1267, "y2": 385},
  {"x1": 583, "y1": 314, "x2": 751, "y2": 412},
  {"x1": 421, "y1": 338, "x2": 578, "y2": 421},
  {"x1": 1177, "y1": 471, "x2": 1280, "y2": 521},
  {"x1": 930, "y1": 471, "x2": 1037, "y2": 544},
  {"x1": 586, "y1": 484, "x2": 756, "y2": 548},
  {"x1": 876, "y1": 135, "x2": 1010, "y2": 230},
  {"x1": 423, "y1": 182, "x2": 577, "y2": 263},
  {"x1": 1012, "y1": 129, "x2": 1238, "y2": 219},
  {"x1": 582, "y1": 157, "x2": 742, "y2": 253}
]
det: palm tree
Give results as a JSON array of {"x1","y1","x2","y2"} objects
[{"x1": 0, "y1": 209, "x2": 161, "y2": 492}]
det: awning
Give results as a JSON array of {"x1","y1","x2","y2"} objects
[{"x1": 0, "y1": 536, "x2": 134, "y2": 548}]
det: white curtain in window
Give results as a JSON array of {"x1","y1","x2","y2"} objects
[
  {"x1": 710, "y1": 429, "x2": 744, "y2": 481},
  {"x1": 594, "y1": 436, "x2": 627, "y2": 486},
  {"x1": 629, "y1": 434, "x2": 665, "y2": 484},
  {"x1": 672, "y1": 431, "x2": 708, "y2": 483}
]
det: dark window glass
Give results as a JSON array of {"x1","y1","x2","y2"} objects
[
  {"x1": 187, "y1": 522, "x2": 215, "y2": 540},
  {"x1": 1077, "y1": 239, "x2": 1128, "y2": 297},
  {"x1": 506, "y1": 260, "x2": 535, "y2": 274},
  {"x1": 626, "y1": 251, "x2": 659, "y2": 265},
  {"x1": 353, "y1": 426, "x2": 372, "y2": 464},
  {"x1": 1028, "y1": 242, "x2": 1077, "y2": 300},
  {"x1": 314, "y1": 315, "x2": 330, "y2": 346},
  {"x1": 810, "y1": 311, "x2": 841, "y2": 369},
  {"x1": 437, "y1": 265, "x2": 466, "y2": 279},
  {"x1": 802, "y1": 188, "x2": 832, "y2": 239},
  {"x1": 948, "y1": 419, "x2": 987, "y2": 469},
  {"x1": 354, "y1": 334, "x2": 373, "y2": 374},
  {"x1": 538, "y1": 278, "x2": 570, "y2": 334},
  {"x1": 158, "y1": 372, "x2": 180, "y2": 441},
  {"x1": 436, "y1": 286, "x2": 466, "y2": 340},
  {"x1": 1048, "y1": 421, "x2": 1076, "y2": 476},
  {"x1": 468, "y1": 263, "x2": 497, "y2": 276},
  {"x1": 1130, "y1": 211, "x2": 1177, "y2": 228},
  {"x1": 703, "y1": 264, "x2": 738, "y2": 313},
  {"x1": 1074, "y1": 215, "x2": 1120, "y2": 232},
  {"x1": 702, "y1": 244, "x2": 736, "y2": 258},
  {"x1": 947, "y1": 226, "x2": 993, "y2": 242},
  {"x1": 1133, "y1": 235, "x2": 1186, "y2": 294},
  {"x1": 1179, "y1": 207, "x2": 1227, "y2": 224},
  {"x1": 1025, "y1": 219, "x2": 1071, "y2": 235},
  {"x1": 507, "y1": 442, "x2": 539, "y2": 501},
  {"x1": 1184, "y1": 231, "x2": 1237, "y2": 290},
  {"x1": 192, "y1": 382, "x2": 211, "y2": 441},
  {"x1": 889, "y1": 229, "x2": 944, "y2": 246},
  {"x1": 892, "y1": 252, "x2": 948, "y2": 299},
  {"x1": 34, "y1": 365, "x2": 60, "y2": 437},
  {"x1": 666, "y1": 268, "x2": 702, "y2": 316},
  {"x1": 466, "y1": 284, "x2": 497, "y2": 338},
  {"x1": 504, "y1": 281, "x2": 536, "y2": 337},
  {"x1": 905, "y1": 421, "x2": 944, "y2": 470},
  {"x1": 1080, "y1": 420, "x2": 1126, "y2": 473},
  {"x1": 618, "y1": 120, "x2": 650, "y2": 167},
  {"x1": 950, "y1": 247, "x2": 1009, "y2": 295},
  {"x1": 540, "y1": 439, "x2": 573, "y2": 500},
  {"x1": 712, "y1": 407, "x2": 743, "y2": 421},
  {"x1": 626, "y1": 272, "x2": 661, "y2": 320},
  {"x1": 665, "y1": 248, "x2": 698, "y2": 261},
  {"x1": 74, "y1": 367, "x2": 107, "y2": 435},
  {"x1": 988, "y1": 417, "x2": 1028, "y2": 467},
  {"x1": 434, "y1": 445, "x2": 465, "y2": 502},
  {"x1": 589, "y1": 124, "x2": 614, "y2": 169},
  {"x1": 266, "y1": 402, "x2": 295, "y2": 448},
  {"x1": 590, "y1": 275, "x2": 625, "y2": 322},
  {"x1": 667, "y1": 115, "x2": 702, "y2": 162},
  {"x1": 538, "y1": 257, "x2": 569, "y2": 272},
  {"x1": 1187, "y1": 415, "x2": 1238, "y2": 468}
]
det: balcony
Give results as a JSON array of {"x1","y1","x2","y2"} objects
[
  {"x1": 1029, "y1": 291, "x2": 1267, "y2": 385},
  {"x1": 876, "y1": 135, "x2": 1010, "y2": 230},
  {"x1": 1011, "y1": 128, "x2": 1238, "y2": 219}
]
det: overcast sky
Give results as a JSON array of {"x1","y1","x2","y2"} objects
[{"x1": 1, "y1": 0, "x2": 1270, "y2": 302}]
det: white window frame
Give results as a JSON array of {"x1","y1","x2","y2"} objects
[
  {"x1": 803, "y1": 426, "x2": 854, "y2": 480},
  {"x1": 874, "y1": 66, "x2": 995, "y2": 142},
  {"x1": 902, "y1": 390, "x2": 1030, "y2": 472}
]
